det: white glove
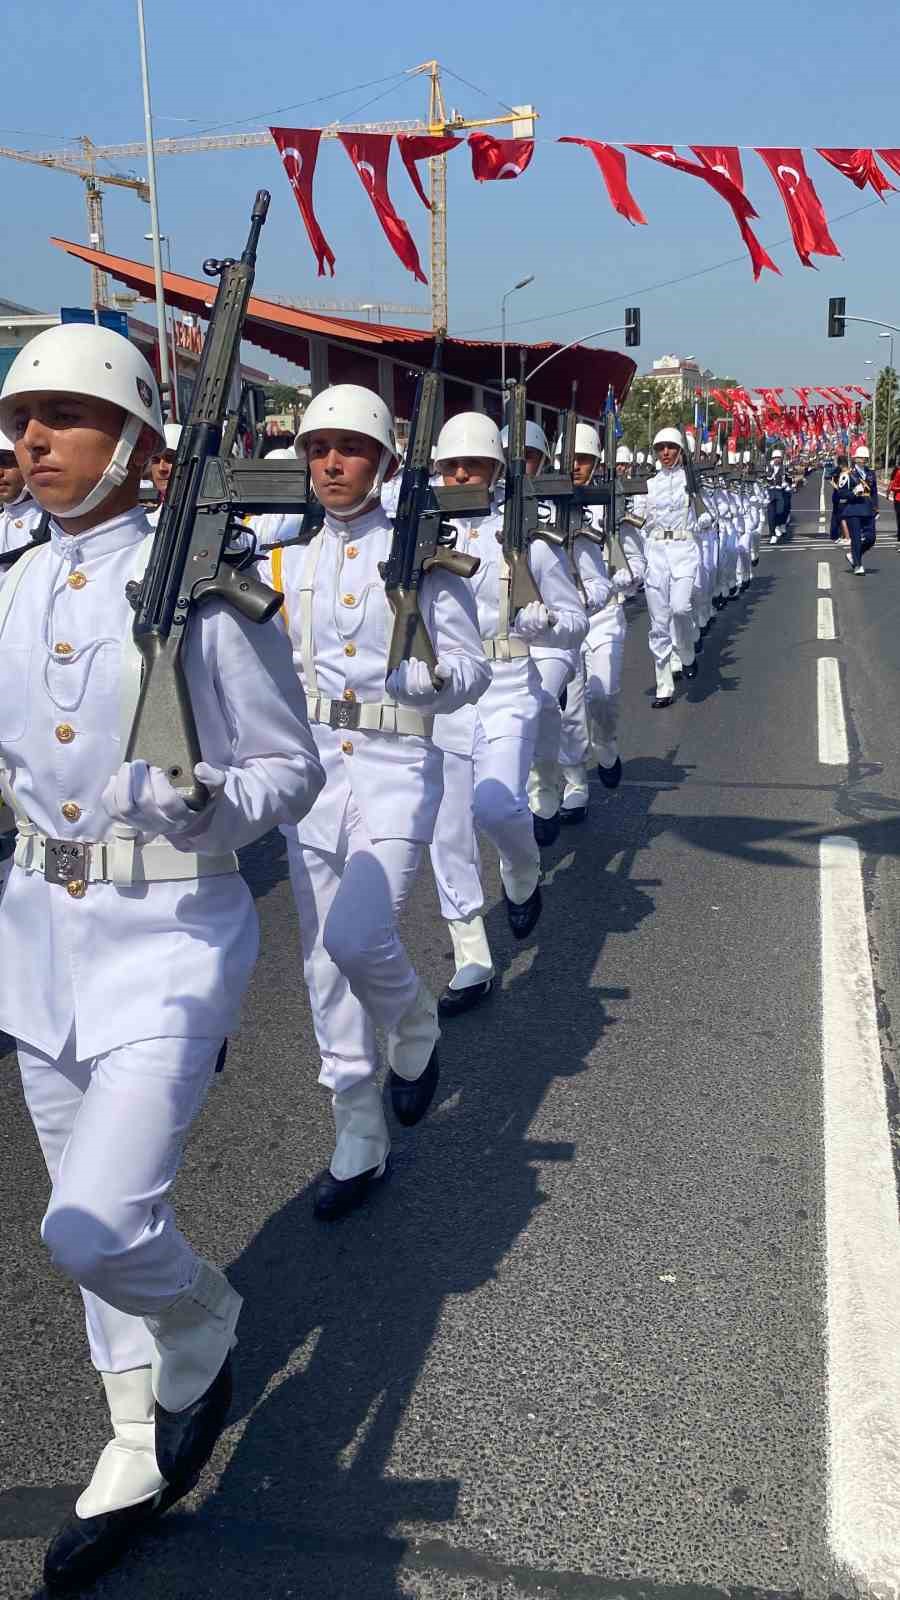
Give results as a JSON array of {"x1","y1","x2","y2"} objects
[
  {"x1": 696, "y1": 512, "x2": 715, "y2": 532},
  {"x1": 513, "y1": 601, "x2": 551, "y2": 640},
  {"x1": 386, "y1": 658, "x2": 450, "y2": 703},
  {"x1": 101, "y1": 759, "x2": 225, "y2": 835},
  {"x1": 611, "y1": 568, "x2": 633, "y2": 594}
]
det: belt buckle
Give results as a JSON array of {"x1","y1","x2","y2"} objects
[
  {"x1": 329, "y1": 700, "x2": 360, "y2": 732},
  {"x1": 45, "y1": 837, "x2": 89, "y2": 897}
]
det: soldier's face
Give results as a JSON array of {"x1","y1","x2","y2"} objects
[
  {"x1": 149, "y1": 449, "x2": 176, "y2": 496},
  {"x1": 306, "y1": 429, "x2": 382, "y2": 512},
  {"x1": 10, "y1": 393, "x2": 139, "y2": 519},
  {"x1": 440, "y1": 456, "x2": 495, "y2": 487},
  {"x1": 572, "y1": 453, "x2": 596, "y2": 487},
  {"x1": 657, "y1": 444, "x2": 681, "y2": 467},
  {"x1": 524, "y1": 447, "x2": 544, "y2": 477},
  {"x1": 0, "y1": 451, "x2": 25, "y2": 504}
]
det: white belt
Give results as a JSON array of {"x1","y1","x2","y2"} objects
[
  {"x1": 13, "y1": 825, "x2": 238, "y2": 894},
  {"x1": 647, "y1": 528, "x2": 693, "y2": 542},
  {"x1": 306, "y1": 694, "x2": 432, "y2": 737},
  {"x1": 483, "y1": 635, "x2": 530, "y2": 661}
]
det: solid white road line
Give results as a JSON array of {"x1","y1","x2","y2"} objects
[
  {"x1": 818, "y1": 658, "x2": 849, "y2": 765},
  {"x1": 820, "y1": 836, "x2": 900, "y2": 1590},
  {"x1": 818, "y1": 597, "x2": 836, "y2": 640},
  {"x1": 818, "y1": 562, "x2": 832, "y2": 590}
]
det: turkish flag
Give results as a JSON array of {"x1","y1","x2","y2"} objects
[
  {"x1": 877, "y1": 150, "x2": 900, "y2": 178},
  {"x1": 628, "y1": 144, "x2": 779, "y2": 280},
  {"x1": 338, "y1": 132, "x2": 427, "y2": 284},
  {"x1": 270, "y1": 127, "x2": 335, "y2": 277},
  {"x1": 558, "y1": 138, "x2": 646, "y2": 224},
  {"x1": 755, "y1": 149, "x2": 840, "y2": 266},
  {"x1": 691, "y1": 145, "x2": 746, "y2": 191},
  {"x1": 794, "y1": 386, "x2": 813, "y2": 405},
  {"x1": 817, "y1": 148, "x2": 895, "y2": 198},
  {"x1": 468, "y1": 132, "x2": 535, "y2": 181},
  {"x1": 396, "y1": 133, "x2": 462, "y2": 210}
]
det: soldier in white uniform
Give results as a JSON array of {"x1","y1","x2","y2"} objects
[
  {"x1": 643, "y1": 428, "x2": 713, "y2": 708},
  {"x1": 263, "y1": 386, "x2": 489, "y2": 1216},
  {"x1": 428, "y1": 412, "x2": 586, "y2": 1013},
  {"x1": 0, "y1": 423, "x2": 46, "y2": 561},
  {"x1": 0, "y1": 324, "x2": 325, "y2": 1591},
  {"x1": 144, "y1": 421, "x2": 182, "y2": 529}
]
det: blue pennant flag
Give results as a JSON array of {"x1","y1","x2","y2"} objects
[{"x1": 604, "y1": 385, "x2": 623, "y2": 438}]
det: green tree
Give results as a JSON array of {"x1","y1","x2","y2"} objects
[
  {"x1": 872, "y1": 367, "x2": 900, "y2": 471},
  {"x1": 263, "y1": 382, "x2": 306, "y2": 413},
  {"x1": 619, "y1": 375, "x2": 737, "y2": 453}
]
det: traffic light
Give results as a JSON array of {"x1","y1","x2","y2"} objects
[
  {"x1": 625, "y1": 307, "x2": 641, "y2": 348},
  {"x1": 827, "y1": 297, "x2": 846, "y2": 338}
]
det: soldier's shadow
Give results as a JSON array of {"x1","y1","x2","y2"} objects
[
  {"x1": 127, "y1": 758, "x2": 675, "y2": 1600},
  {"x1": 685, "y1": 574, "x2": 775, "y2": 705}
]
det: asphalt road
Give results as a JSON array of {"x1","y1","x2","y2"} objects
[{"x1": 1, "y1": 474, "x2": 898, "y2": 1600}]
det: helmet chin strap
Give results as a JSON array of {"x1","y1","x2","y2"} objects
[
  {"x1": 52, "y1": 414, "x2": 144, "y2": 520},
  {"x1": 327, "y1": 446, "x2": 394, "y2": 522}
]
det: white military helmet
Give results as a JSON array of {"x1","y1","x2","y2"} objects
[
  {"x1": 296, "y1": 383, "x2": 399, "y2": 516},
  {"x1": 553, "y1": 422, "x2": 602, "y2": 466},
  {"x1": 435, "y1": 412, "x2": 505, "y2": 486},
  {"x1": 500, "y1": 418, "x2": 551, "y2": 464},
  {"x1": 771, "y1": 449, "x2": 784, "y2": 460},
  {"x1": 160, "y1": 422, "x2": 183, "y2": 452},
  {"x1": 742, "y1": 449, "x2": 751, "y2": 463},
  {"x1": 0, "y1": 322, "x2": 164, "y2": 518},
  {"x1": 0, "y1": 425, "x2": 14, "y2": 453},
  {"x1": 636, "y1": 450, "x2": 646, "y2": 465},
  {"x1": 616, "y1": 444, "x2": 633, "y2": 465},
  {"x1": 700, "y1": 439, "x2": 714, "y2": 456},
  {"x1": 853, "y1": 445, "x2": 870, "y2": 460},
  {"x1": 653, "y1": 426, "x2": 684, "y2": 450}
]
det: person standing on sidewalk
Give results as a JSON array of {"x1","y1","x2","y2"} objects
[{"x1": 888, "y1": 459, "x2": 900, "y2": 545}]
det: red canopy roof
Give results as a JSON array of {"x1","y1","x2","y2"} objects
[{"x1": 50, "y1": 237, "x2": 636, "y2": 417}]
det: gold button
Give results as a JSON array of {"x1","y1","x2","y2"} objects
[
  {"x1": 344, "y1": 643, "x2": 357, "y2": 657},
  {"x1": 341, "y1": 593, "x2": 356, "y2": 606},
  {"x1": 67, "y1": 571, "x2": 87, "y2": 590},
  {"x1": 14, "y1": 519, "x2": 23, "y2": 529},
  {"x1": 54, "y1": 642, "x2": 74, "y2": 656},
  {"x1": 61, "y1": 801, "x2": 81, "y2": 822},
  {"x1": 55, "y1": 723, "x2": 75, "y2": 744},
  {"x1": 346, "y1": 545, "x2": 359, "y2": 559},
  {"x1": 66, "y1": 880, "x2": 86, "y2": 899},
  {"x1": 342, "y1": 688, "x2": 356, "y2": 703},
  {"x1": 340, "y1": 740, "x2": 353, "y2": 755}
]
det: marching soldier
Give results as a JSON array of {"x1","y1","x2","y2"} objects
[
  {"x1": 834, "y1": 444, "x2": 878, "y2": 573},
  {"x1": 0, "y1": 423, "x2": 45, "y2": 561},
  {"x1": 0, "y1": 323, "x2": 324, "y2": 1591},
  {"x1": 145, "y1": 422, "x2": 183, "y2": 528},
  {"x1": 642, "y1": 428, "x2": 712, "y2": 707},
  {"x1": 766, "y1": 449, "x2": 790, "y2": 544},
  {"x1": 263, "y1": 387, "x2": 490, "y2": 1209}
]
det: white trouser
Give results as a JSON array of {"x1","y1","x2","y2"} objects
[
  {"x1": 531, "y1": 655, "x2": 575, "y2": 766},
  {"x1": 694, "y1": 533, "x2": 716, "y2": 627},
  {"x1": 431, "y1": 722, "x2": 539, "y2": 917},
  {"x1": 559, "y1": 656, "x2": 590, "y2": 770},
  {"x1": 644, "y1": 538, "x2": 699, "y2": 669},
  {"x1": 749, "y1": 519, "x2": 761, "y2": 560},
  {"x1": 719, "y1": 526, "x2": 739, "y2": 590},
  {"x1": 287, "y1": 801, "x2": 423, "y2": 1096},
  {"x1": 18, "y1": 1032, "x2": 221, "y2": 1375},
  {"x1": 583, "y1": 612, "x2": 627, "y2": 769},
  {"x1": 736, "y1": 524, "x2": 753, "y2": 585}
]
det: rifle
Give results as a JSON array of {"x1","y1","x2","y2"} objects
[
  {"x1": 679, "y1": 429, "x2": 710, "y2": 521},
  {"x1": 0, "y1": 509, "x2": 51, "y2": 570},
  {"x1": 600, "y1": 396, "x2": 641, "y2": 580},
  {"x1": 380, "y1": 340, "x2": 485, "y2": 678},
  {"x1": 125, "y1": 190, "x2": 312, "y2": 810},
  {"x1": 501, "y1": 379, "x2": 556, "y2": 619}
]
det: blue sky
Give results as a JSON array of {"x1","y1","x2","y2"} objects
[{"x1": 3, "y1": 0, "x2": 900, "y2": 392}]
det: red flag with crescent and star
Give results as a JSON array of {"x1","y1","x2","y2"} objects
[
  {"x1": 755, "y1": 149, "x2": 840, "y2": 266},
  {"x1": 816, "y1": 148, "x2": 895, "y2": 198},
  {"x1": 557, "y1": 138, "x2": 647, "y2": 224},
  {"x1": 468, "y1": 133, "x2": 535, "y2": 181},
  {"x1": 628, "y1": 144, "x2": 779, "y2": 279},
  {"x1": 396, "y1": 133, "x2": 462, "y2": 210},
  {"x1": 338, "y1": 132, "x2": 427, "y2": 283},
  {"x1": 270, "y1": 127, "x2": 335, "y2": 277}
]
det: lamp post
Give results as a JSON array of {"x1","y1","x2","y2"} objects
[
  {"x1": 500, "y1": 275, "x2": 535, "y2": 388},
  {"x1": 136, "y1": 0, "x2": 172, "y2": 419},
  {"x1": 880, "y1": 330, "x2": 895, "y2": 475},
  {"x1": 145, "y1": 232, "x2": 179, "y2": 419}
]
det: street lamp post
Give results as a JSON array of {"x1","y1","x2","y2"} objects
[
  {"x1": 145, "y1": 232, "x2": 179, "y2": 419},
  {"x1": 136, "y1": 0, "x2": 172, "y2": 419},
  {"x1": 880, "y1": 331, "x2": 895, "y2": 475},
  {"x1": 500, "y1": 275, "x2": 535, "y2": 388}
]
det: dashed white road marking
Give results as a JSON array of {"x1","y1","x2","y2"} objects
[
  {"x1": 818, "y1": 562, "x2": 831, "y2": 591},
  {"x1": 818, "y1": 597, "x2": 836, "y2": 640},
  {"x1": 818, "y1": 658, "x2": 848, "y2": 765},
  {"x1": 820, "y1": 835, "x2": 900, "y2": 1590}
]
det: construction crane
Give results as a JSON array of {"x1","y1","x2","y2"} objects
[
  {"x1": 1, "y1": 62, "x2": 536, "y2": 332},
  {"x1": 0, "y1": 135, "x2": 150, "y2": 310},
  {"x1": 271, "y1": 297, "x2": 428, "y2": 322}
]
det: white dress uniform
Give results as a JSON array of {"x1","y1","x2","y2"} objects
[
  {"x1": 0, "y1": 506, "x2": 324, "y2": 1381},
  {"x1": 263, "y1": 503, "x2": 489, "y2": 1180},
  {"x1": 735, "y1": 484, "x2": 754, "y2": 587},
  {"x1": 528, "y1": 532, "x2": 604, "y2": 821},
  {"x1": 428, "y1": 507, "x2": 586, "y2": 947},
  {"x1": 0, "y1": 491, "x2": 45, "y2": 568},
  {"x1": 642, "y1": 464, "x2": 705, "y2": 698}
]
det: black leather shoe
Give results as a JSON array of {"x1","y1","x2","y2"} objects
[
  {"x1": 651, "y1": 695, "x2": 674, "y2": 709},
  {"x1": 438, "y1": 978, "x2": 493, "y2": 1018},
  {"x1": 532, "y1": 811, "x2": 560, "y2": 849},
  {"x1": 740, "y1": 579, "x2": 750, "y2": 591},
  {"x1": 597, "y1": 756, "x2": 622, "y2": 789},
  {"x1": 390, "y1": 1048, "x2": 439, "y2": 1127},
  {"x1": 503, "y1": 882, "x2": 542, "y2": 939},
  {"x1": 559, "y1": 805, "x2": 588, "y2": 825},
  {"x1": 729, "y1": 586, "x2": 739, "y2": 598},
  {"x1": 672, "y1": 669, "x2": 684, "y2": 682},
  {"x1": 44, "y1": 1493, "x2": 171, "y2": 1594},
  {"x1": 751, "y1": 556, "x2": 759, "y2": 566},
  {"x1": 313, "y1": 1157, "x2": 390, "y2": 1221},
  {"x1": 155, "y1": 1354, "x2": 233, "y2": 1491},
  {"x1": 683, "y1": 661, "x2": 698, "y2": 681}
]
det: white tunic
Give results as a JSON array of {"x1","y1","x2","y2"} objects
[
  {"x1": 0, "y1": 507, "x2": 324, "y2": 1057},
  {"x1": 0, "y1": 494, "x2": 45, "y2": 562},
  {"x1": 261, "y1": 504, "x2": 489, "y2": 854},
  {"x1": 644, "y1": 465, "x2": 702, "y2": 535}
]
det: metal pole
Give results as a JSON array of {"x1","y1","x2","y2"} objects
[
  {"x1": 501, "y1": 296, "x2": 507, "y2": 389},
  {"x1": 136, "y1": 0, "x2": 172, "y2": 419},
  {"x1": 885, "y1": 335, "x2": 894, "y2": 478},
  {"x1": 166, "y1": 238, "x2": 180, "y2": 420}
]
